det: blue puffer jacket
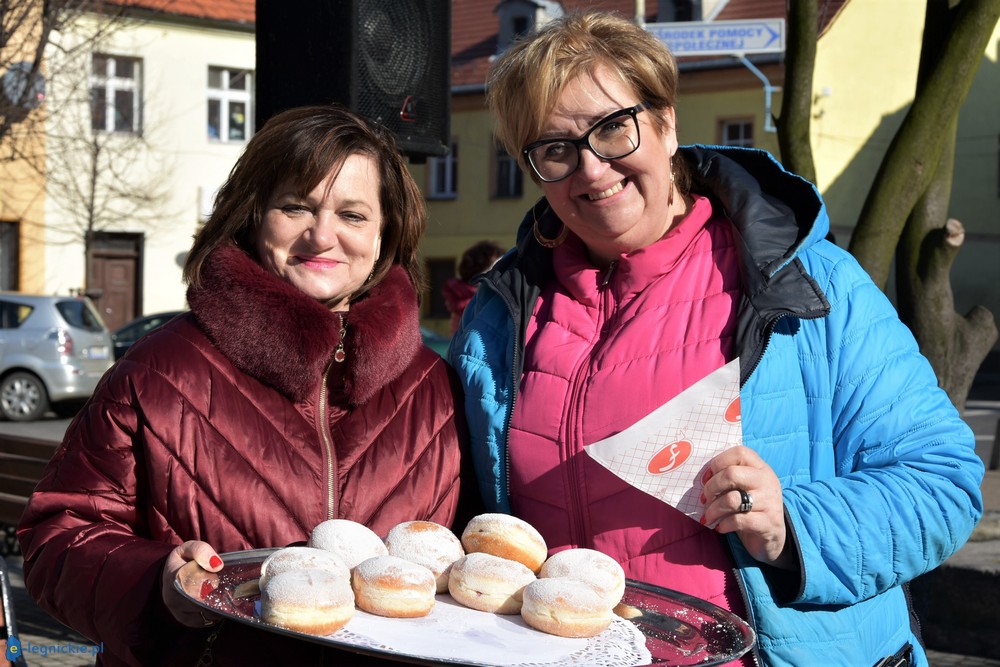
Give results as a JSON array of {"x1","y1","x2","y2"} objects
[{"x1": 448, "y1": 146, "x2": 985, "y2": 667}]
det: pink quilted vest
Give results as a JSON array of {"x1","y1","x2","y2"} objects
[{"x1": 509, "y1": 196, "x2": 749, "y2": 628}]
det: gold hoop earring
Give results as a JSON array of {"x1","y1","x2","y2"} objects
[
  {"x1": 532, "y1": 199, "x2": 568, "y2": 249},
  {"x1": 668, "y1": 168, "x2": 675, "y2": 209}
]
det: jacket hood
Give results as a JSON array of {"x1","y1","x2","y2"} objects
[
  {"x1": 186, "y1": 245, "x2": 421, "y2": 405},
  {"x1": 682, "y1": 145, "x2": 829, "y2": 277}
]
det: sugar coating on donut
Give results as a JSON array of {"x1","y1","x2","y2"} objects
[
  {"x1": 259, "y1": 547, "x2": 350, "y2": 589},
  {"x1": 447, "y1": 552, "x2": 537, "y2": 615},
  {"x1": 538, "y1": 548, "x2": 626, "y2": 607},
  {"x1": 307, "y1": 519, "x2": 388, "y2": 570},
  {"x1": 384, "y1": 521, "x2": 465, "y2": 593},
  {"x1": 461, "y1": 513, "x2": 548, "y2": 573},
  {"x1": 521, "y1": 577, "x2": 615, "y2": 638},
  {"x1": 261, "y1": 568, "x2": 355, "y2": 635},
  {"x1": 351, "y1": 555, "x2": 437, "y2": 618}
]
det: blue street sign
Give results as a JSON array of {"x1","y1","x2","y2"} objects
[{"x1": 646, "y1": 19, "x2": 786, "y2": 56}]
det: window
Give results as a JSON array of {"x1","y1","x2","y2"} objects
[
  {"x1": 91, "y1": 54, "x2": 141, "y2": 133},
  {"x1": 655, "y1": 0, "x2": 699, "y2": 21},
  {"x1": 493, "y1": 143, "x2": 522, "y2": 199},
  {"x1": 0, "y1": 221, "x2": 19, "y2": 291},
  {"x1": 425, "y1": 258, "x2": 455, "y2": 319},
  {"x1": 512, "y1": 16, "x2": 529, "y2": 38},
  {"x1": 428, "y1": 140, "x2": 458, "y2": 199},
  {"x1": 0, "y1": 301, "x2": 32, "y2": 329},
  {"x1": 719, "y1": 119, "x2": 754, "y2": 147},
  {"x1": 208, "y1": 66, "x2": 253, "y2": 142},
  {"x1": 496, "y1": 1, "x2": 558, "y2": 52}
]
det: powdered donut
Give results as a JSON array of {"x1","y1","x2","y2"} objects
[
  {"x1": 538, "y1": 547, "x2": 626, "y2": 608},
  {"x1": 259, "y1": 546, "x2": 350, "y2": 589},
  {"x1": 460, "y1": 513, "x2": 548, "y2": 573},
  {"x1": 351, "y1": 555, "x2": 437, "y2": 618},
  {"x1": 384, "y1": 520, "x2": 465, "y2": 593},
  {"x1": 521, "y1": 577, "x2": 615, "y2": 638},
  {"x1": 307, "y1": 519, "x2": 388, "y2": 570},
  {"x1": 447, "y1": 552, "x2": 537, "y2": 614},
  {"x1": 260, "y1": 568, "x2": 355, "y2": 635}
]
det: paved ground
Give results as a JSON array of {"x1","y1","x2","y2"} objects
[{"x1": 2, "y1": 391, "x2": 999, "y2": 666}]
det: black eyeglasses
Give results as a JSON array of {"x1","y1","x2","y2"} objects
[{"x1": 522, "y1": 102, "x2": 651, "y2": 183}]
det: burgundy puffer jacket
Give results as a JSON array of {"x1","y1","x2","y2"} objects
[{"x1": 17, "y1": 245, "x2": 474, "y2": 666}]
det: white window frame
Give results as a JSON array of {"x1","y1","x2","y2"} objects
[
  {"x1": 208, "y1": 66, "x2": 253, "y2": 142},
  {"x1": 428, "y1": 140, "x2": 458, "y2": 199},
  {"x1": 493, "y1": 143, "x2": 522, "y2": 199},
  {"x1": 719, "y1": 118, "x2": 754, "y2": 147},
  {"x1": 91, "y1": 54, "x2": 142, "y2": 134}
]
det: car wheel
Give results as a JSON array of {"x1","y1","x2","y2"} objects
[{"x1": 0, "y1": 371, "x2": 50, "y2": 422}]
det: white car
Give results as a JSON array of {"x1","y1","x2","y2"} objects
[{"x1": 0, "y1": 293, "x2": 113, "y2": 421}]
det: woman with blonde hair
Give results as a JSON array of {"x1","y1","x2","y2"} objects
[{"x1": 450, "y1": 11, "x2": 983, "y2": 667}]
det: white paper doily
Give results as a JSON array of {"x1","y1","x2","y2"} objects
[{"x1": 312, "y1": 595, "x2": 651, "y2": 667}]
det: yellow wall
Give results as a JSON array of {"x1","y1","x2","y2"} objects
[
  {"x1": 413, "y1": 99, "x2": 540, "y2": 331},
  {"x1": 0, "y1": 4, "x2": 47, "y2": 293},
  {"x1": 677, "y1": 85, "x2": 781, "y2": 155},
  {"x1": 813, "y1": 0, "x2": 1000, "y2": 330},
  {"x1": 810, "y1": 0, "x2": 925, "y2": 235},
  {"x1": 0, "y1": 136, "x2": 46, "y2": 292},
  {"x1": 418, "y1": 105, "x2": 536, "y2": 253}
]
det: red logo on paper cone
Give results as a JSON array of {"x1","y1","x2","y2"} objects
[
  {"x1": 647, "y1": 440, "x2": 693, "y2": 475},
  {"x1": 724, "y1": 396, "x2": 741, "y2": 424}
]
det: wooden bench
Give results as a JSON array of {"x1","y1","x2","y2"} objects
[{"x1": 0, "y1": 434, "x2": 58, "y2": 529}]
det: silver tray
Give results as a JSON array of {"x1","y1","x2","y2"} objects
[{"x1": 175, "y1": 548, "x2": 754, "y2": 666}]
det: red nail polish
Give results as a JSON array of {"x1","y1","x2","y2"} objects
[
  {"x1": 700, "y1": 493, "x2": 706, "y2": 504},
  {"x1": 200, "y1": 580, "x2": 215, "y2": 599},
  {"x1": 209, "y1": 555, "x2": 223, "y2": 569},
  {"x1": 702, "y1": 468, "x2": 713, "y2": 484},
  {"x1": 699, "y1": 515, "x2": 707, "y2": 525}
]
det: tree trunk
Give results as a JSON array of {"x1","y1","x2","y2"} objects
[
  {"x1": 775, "y1": 0, "x2": 818, "y2": 184},
  {"x1": 848, "y1": 0, "x2": 1000, "y2": 290},
  {"x1": 893, "y1": 0, "x2": 999, "y2": 409}
]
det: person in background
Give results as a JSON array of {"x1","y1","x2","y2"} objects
[
  {"x1": 18, "y1": 104, "x2": 475, "y2": 666},
  {"x1": 448, "y1": 11, "x2": 984, "y2": 667},
  {"x1": 442, "y1": 240, "x2": 506, "y2": 334}
]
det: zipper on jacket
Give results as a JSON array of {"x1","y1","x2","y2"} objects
[
  {"x1": 319, "y1": 361, "x2": 337, "y2": 520},
  {"x1": 740, "y1": 306, "x2": 828, "y2": 386},
  {"x1": 564, "y1": 261, "x2": 618, "y2": 545},
  {"x1": 740, "y1": 314, "x2": 785, "y2": 387},
  {"x1": 489, "y1": 284, "x2": 522, "y2": 507}
]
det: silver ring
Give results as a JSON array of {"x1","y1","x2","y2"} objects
[{"x1": 738, "y1": 489, "x2": 753, "y2": 513}]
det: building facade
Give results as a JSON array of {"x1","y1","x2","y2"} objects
[
  {"x1": 9, "y1": 0, "x2": 999, "y2": 346},
  {"x1": 39, "y1": 2, "x2": 254, "y2": 330}
]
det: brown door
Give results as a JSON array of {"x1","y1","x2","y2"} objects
[{"x1": 88, "y1": 233, "x2": 143, "y2": 330}]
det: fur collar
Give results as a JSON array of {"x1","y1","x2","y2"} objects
[{"x1": 186, "y1": 245, "x2": 421, "y2": 405}]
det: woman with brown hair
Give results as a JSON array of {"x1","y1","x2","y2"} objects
[{"x1": 18, "y1": 104, "x2": 474, "y2": 665}]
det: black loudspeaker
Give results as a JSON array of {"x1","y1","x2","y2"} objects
[{"x1": 255, "y1": 0, "x2": 451, "y2": 161}]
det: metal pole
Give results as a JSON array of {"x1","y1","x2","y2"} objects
[{"x1": 738, "y1": 55, "x2": 778, "y2": 133}]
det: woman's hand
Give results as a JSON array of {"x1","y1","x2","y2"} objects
[
  {"x1": 161, "y1": 540, "x2": 225, "y2": 627},
  {"x1": 700, "y1": 446, "x2": 795, "y2": 569}
]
